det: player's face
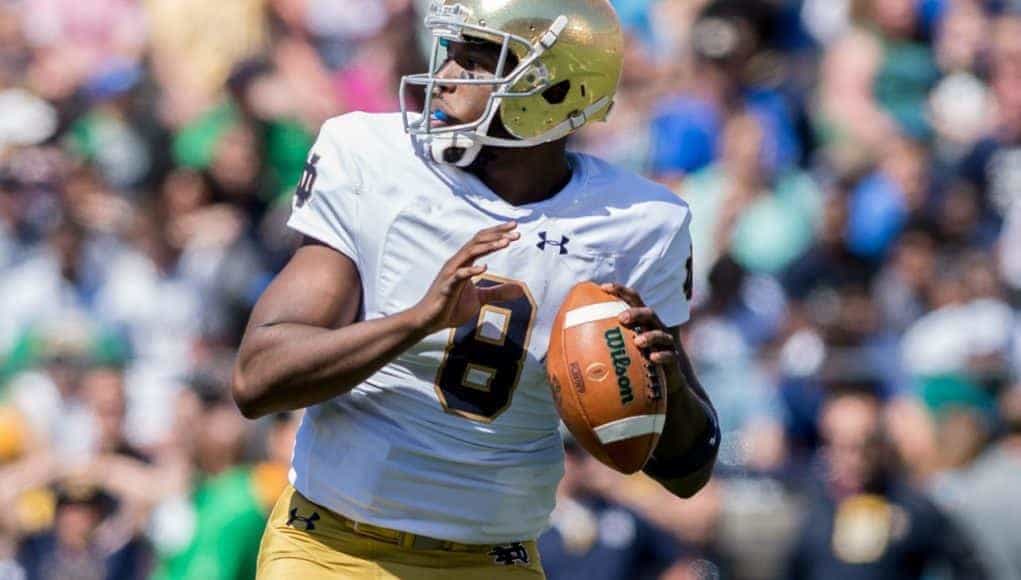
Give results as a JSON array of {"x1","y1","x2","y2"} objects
[{"x1": 431, "y1": 40, "x2": 512, "y2": 131}]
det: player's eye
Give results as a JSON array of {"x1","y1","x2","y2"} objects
[
  {"x1": 453, "y1": 54, "x2": 481, "y2": 71},
  {"x1": 442, "y1": 39, "x2": 500, "y2": 75}
]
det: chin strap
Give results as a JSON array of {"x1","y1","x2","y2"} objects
[
  {"x1": 428, "y1": 132, "x2": 481, "y2": 167},
  {"x1": 429, "y1": 96, "x2": 501, "y2": 167}
]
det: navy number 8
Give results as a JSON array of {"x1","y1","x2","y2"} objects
[{"x1": 433, "y1": 275, "x2": 536, "y2": 422}]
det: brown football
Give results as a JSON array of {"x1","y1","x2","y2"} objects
[{"x1": 547, "y1": 282, "x2": 668, "y2": 474}]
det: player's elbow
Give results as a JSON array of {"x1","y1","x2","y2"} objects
[
  {"x1": 663, "y1": 466, "x2": 713, "y2": 499},
  {"x1": 231, "y1": 364, "x2": 271, "y2": 420},
  {"x1": 645, "y1": 453, "x2": 717, "y2": 499}
]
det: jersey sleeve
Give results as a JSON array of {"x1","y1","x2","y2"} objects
[
  {"x1": 627, "y1": 210, "x2": 694, "y2": 329},
  {"x1": 286, "y1": 117, "x2": 364, "y2": 265}
]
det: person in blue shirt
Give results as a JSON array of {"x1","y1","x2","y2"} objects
[
  {"x1": 784, "y1": 390, "x2": 987, "y2": 580},
  {"x1": 539, "y1": 438, "x2": 687, "y2": 580},
  {"x1": 649, "y1": 0, "x2": 803, "y2": 180}
]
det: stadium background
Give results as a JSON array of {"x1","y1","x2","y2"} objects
[{"x1": 0, "y1": 0, "x2": 1019, "y2": 578}]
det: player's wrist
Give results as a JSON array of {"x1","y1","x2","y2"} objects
[
  {"x1": 402, "y1": 304, "x2": 441, "y2": 338},
  {"x1": 664, "y1": 363, "x2": 687, "y2": 395},
  {"x1": 644, "y1": 397, "x2": 720, "y2": 483}
]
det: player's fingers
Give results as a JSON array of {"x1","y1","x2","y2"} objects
[
  {"x1": 458, "y1": 234, "x2": 520, "y2": 266},
  {"x1": 635, "y1": 330, "x2": 674, "y2": 350},
  {"x1": 477, "y1": 283, "x2": 525, "y2": 305},
  {"x1": 600, "y1": 283, "x2": 646, "y2": 307},
  {"x1": 472, "y1": 221, "x2": 518, "y2": 242},
  {"x1": 448, "y1": 233, "x2": 519, "y2": 269},
  {"x1": 618, "y1": 306, "x2": 657, "y2": 328},
  {"x1": 469, "y1": 236, "x2": 514, "y2": 258},
  {"x1": 444, "y1": 223, "x2": 518, "y2": 269},
  {"x1": 649, "y1": 350, "x2": 677, "y2": 366},
  {"x1": 600, "y1": 282, "x2": 625, "y2": 299},
  {"x1": 471, "y1": 230, "x2": 520, "y2": 246},
  {"x1": 452, "y1": 264, "x2": 486, "y2": 284}
]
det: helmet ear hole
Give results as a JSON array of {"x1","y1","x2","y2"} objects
[{"x1": 541, "y1": 80, "x2": 571, "y2": 105}]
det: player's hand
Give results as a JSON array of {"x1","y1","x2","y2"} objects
[
  {"x1": 412, "y1": 222, "x2": 524, "y2": 333},
  {"x1": 601, "y1": 282, "x2": 680, "y2": 371}
]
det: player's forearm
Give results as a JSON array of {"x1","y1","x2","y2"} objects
[
  {"x1": 643, "y1": 341, "x2": 720, "y2": 498},
  {"x1": 232, "y1": 308, "x2": 430, "y2": 418}
]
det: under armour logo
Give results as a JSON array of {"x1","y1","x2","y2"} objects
[
  {"x1": 488, "y1": 542, "x2": 530, "y2": 566},
  {"x1": 295, "y1": 153, "x2": 321, "y2": 208},
  {"x1": 287, "y1": 508, "x2": 321, "y2": 531},
  {"x1": 537, "y1": 232, "x2": 569, "y2": 255}
]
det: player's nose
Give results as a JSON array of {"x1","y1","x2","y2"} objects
[{"x1": 433, "y1": 59, "x2": 460, "y2": 94}]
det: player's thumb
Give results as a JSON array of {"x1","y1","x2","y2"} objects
[{"x1": 477, "y1": 283, "x2": 524, "y2": 305}]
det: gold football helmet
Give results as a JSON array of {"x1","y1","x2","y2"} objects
[{"x1": 400, "y1": 0, "x2": 624, "y2": 166}]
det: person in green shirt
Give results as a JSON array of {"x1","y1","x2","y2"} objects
[{"x1": 152, "y1": 385, "x2": 293, "y2": 580}]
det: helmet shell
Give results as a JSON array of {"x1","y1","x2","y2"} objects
[{"x1": 441, "y1": 0, "x2": 623, "y2": 141}]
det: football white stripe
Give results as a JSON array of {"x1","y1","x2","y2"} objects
[
  {"x1": 594, "y1": 414, "x2": 667, "y2": 444},
  {"x1": 563, "y1": 301, "x2": 629, "y2": 329}
]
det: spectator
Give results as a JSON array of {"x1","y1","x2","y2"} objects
[
  {"x1": 929, "y1": 1, "x2": 993, "y2": 154},
  {"x1": 3, "y1": 327, "x2": 107, "y2": 460},
  {"x1": 871, "y1": 229, "x2": 936, "y2": 335},
  {"x1": 80, "y1": 366, "x2": 148, "y2": 462},
  {"x1": 1002, "y1": 199, "x2": 1021, "y2": 293},
  {"x1": 783, "y1": 189, "x2": 872, "y2": 303},
  {"x1": 933, "y1": 383, "x2": 1021, "y2": 580},
  {"x1": 901, "y1": 254, "x2": 1014, "y2": 382},
  {"x1": 784, "y1": 390, "x2": 987, "y2": 579},
  {"x1": 846, "y1": 135, "x2": 931, "y2": 260},
  {"x1": 16, "y1": 479, "x2": 151, "y2": 580},
  {"x1": 0, "y1": 217, "x2": 108, "y2": 357},
  {"x1": 957, "y1": 8, "x2": 1021, "y2": 224},
  {"x1": 687, "y1": 257, "x2": 787, "y2": 472},
  {"x1": 66, "y1": 62, "x2": 152, "y2": 191},
  {"x1": 539, "y1": 439, "x2": 686, "y2": 580},
  {"x1": 866, "y1": 0, "x2": 941, "y2": 139},
  {"x1": 681, "y1": 112, "x2": 822, "y2": 279},
  {"x1": 650, "y1": 0, "x2": 802, "y2": 180},
  {"x1": 150, "y1": 381, "x2": 289, "y2": 580}
]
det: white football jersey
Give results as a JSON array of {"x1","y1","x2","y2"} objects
[{"x1": 286, "y1": 112, "x2": 693, "y2": 544}]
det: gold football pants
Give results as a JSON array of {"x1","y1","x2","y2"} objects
[{"x1": 257, "y1": 485, "x2": 545, "y2": 579}]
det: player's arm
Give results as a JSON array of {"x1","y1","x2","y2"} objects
[
  {"x1": 602, "y1": 284, "x2": 720, "y2": 499},
  {"x1": 645, "y1": 325, "x2": 719, "y2": 498},
  {"x1": 232, "y1": 224, "x2": 522, "y2": 419}
]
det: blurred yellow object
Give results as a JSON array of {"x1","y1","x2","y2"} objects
[
  {"x1": 145, "y1": 0, "x2": 268, "y2": 101},
  {"x1": 14, "y1": 488, "x2": 57, "y2": 534},
  {"x1": 0, "y1": 406, "x2": 28, "y2": 463},
  {"x1": 251, "y1": 461, "x2": 289, "y2": 513},
  {"x1": 832, "y1": 494, "x2": 899, "y2": 564}
]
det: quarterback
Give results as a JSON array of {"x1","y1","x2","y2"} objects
[{"x1": 232, "y1": 0, "x2": 720, "y2": 577}]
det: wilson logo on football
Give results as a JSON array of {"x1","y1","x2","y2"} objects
[{"x1": 603, "y1": 327, "x2": 634, "y2": 405}]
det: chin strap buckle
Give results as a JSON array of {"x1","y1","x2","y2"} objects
[{"x1": 568, "y1": 111, "x2": 587, "y2": 130}]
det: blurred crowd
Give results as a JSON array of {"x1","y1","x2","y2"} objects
[{"x1": 0, "y1": 0, "x2": 1019, "y2": 578}]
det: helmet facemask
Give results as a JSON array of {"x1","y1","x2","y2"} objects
[{"x1": 400, "y1": 1, "x2": 611, "y2": 167}]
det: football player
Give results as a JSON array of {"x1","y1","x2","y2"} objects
[{"x1": 233, "y1": 0, "x2": 720, "y2": 577}]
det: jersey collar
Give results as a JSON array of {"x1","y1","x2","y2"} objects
[{"x1": 438, "y1": 153, "x2": 591, "y2": 219}]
